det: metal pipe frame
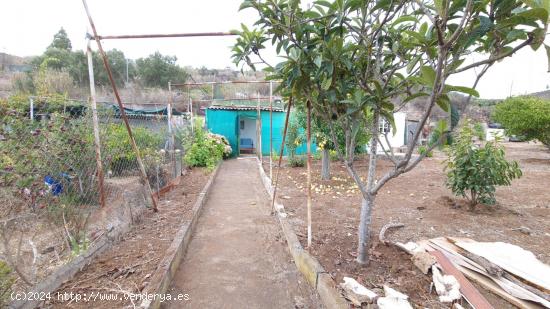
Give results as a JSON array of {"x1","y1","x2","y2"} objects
[
  {"x1": 82, "y1": 0, "x2": 158, "y2": 212},
  {"x1": 94, "y1": 32, "x2": 236, "y2": 40}
]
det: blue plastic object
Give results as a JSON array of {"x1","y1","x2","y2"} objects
[{"x1": 44, "y1": 175, "x2": 63, "y2": 196}]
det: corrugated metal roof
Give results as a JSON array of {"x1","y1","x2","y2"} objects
[
  {"x1": 207, "y1": 99, "x2": 285, "y2": 112},
  {"x1": 208, "y1": 105, "x2": 284, "y2": 112}
]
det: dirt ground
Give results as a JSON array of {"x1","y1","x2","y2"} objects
[
  {"x1": 164, "y1": 158, "x2": 320, "y2": 309},
  {"x1": 267, "y1": 142, "x2": 550, "y2": 308},
  {"x1": 48, "y1": 167, "x2": 210, "y2": 308}
]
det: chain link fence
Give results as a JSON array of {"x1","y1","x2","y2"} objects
[{"x1": 0, "y1": 95, "x2": 191, "y2": 297}]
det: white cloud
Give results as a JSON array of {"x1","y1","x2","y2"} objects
[{"x1": 1, "y1": 0, "x2": 548, "y2": 98}]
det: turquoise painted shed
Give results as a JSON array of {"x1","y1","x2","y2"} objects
[{"x1": 205, "y1": 100, "x2": 314, "y2": 157}]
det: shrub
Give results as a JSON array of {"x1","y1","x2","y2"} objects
[
  {"x1": 0, "y1": 261, "x2": 14, "y2": 307},
  {"x1": 473, "y1": 122, "x2": 485, "y2": 141},
  {"x1": 329, "y1": 149, "x2": 339, "y2": 161},
  {"x1": 493, "y1": 96, "x2": 550, "y2": 148},
  {"x1": 271, "y1": 151, "x2": 280, "y2": 162},
  {"x1": 312, "y1": 150, "x2": 322, "y2": 160},
  {"x1": 418, "y1": 145, "x2": 433, "y2": 157},
  {"x1": 445, "y1": 121, "x2": 522, "y2": 210},
  {"x1": 288, "y1": 155, "x2": 306, "y2": 167},
  {"x1": 102, "y1": 124, "x2": 164, "y2": 175},
  {"x1": 184, "y1": 126, "x2": 231, "y2": 170}
]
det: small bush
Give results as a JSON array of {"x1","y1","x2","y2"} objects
[
  {"x1": 184, "y1": 126, "x2": 231, "y2": 170},
  {"x1": 418, "y1": 145, "x2": 433, "y2": 157},
  {"x1": 493, "y1": 96, "x2": 550, "y2": 148},
  {"x1": 289, "y1": 155, "x2": 306, "y2": 167},
  {"x1": 473, "y1": 122, "x2": 485, "y2": 141},
  {"x1": 329, "y1": 149, "x2": 339, "y2": 162},
  {"x1": 0, "y1": 261, "x2": 14, "y2": 307},
  {"x1": 271, "y1": 151, "x2": 280, "y2": 162},
  {"x1": 312, "y1": 150, "x2": 322, "y2": 160},
  {"x1": 445, "y1": 121, "x2": 522, "y2": 210}
]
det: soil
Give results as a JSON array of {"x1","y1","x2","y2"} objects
[
  {"x1": 267, "y1": 142, "x2": 550, "y2": 308},
  {"x1": 48, "y1": 167, "x2": 210, "y2": 308},
  {"x1": 164, "y1": 158, "x2": 320, "y2": 308}
]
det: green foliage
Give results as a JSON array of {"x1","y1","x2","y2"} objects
[
  {"x1": 285, "y1": 112, "x2": 305, "y2": 159},
  {"x1": 473, "y1": 122, "x2": 485, "y2": 141},
  {"x1": 271, "y1": 151, "x2": 280, "y2": 162},
  {"x1": 329, "y1": 149, "x2": 339, "y2": 162},
  {"x1": 184, "y1": 125, "x2": 230, "y2": 170},
  {"x1": 418, "y1": 145, "x2": 433, "y2": 157},
  {"x1": 102, "y1": 124, "x2": 164, "y2": 175},
  {"x1": 493, "y1": 96, "x2": 550, "y2": 148},
  {"x1": 288, "y1": 155, "x2": 306, "y2": 167},
  {"x1": 445, "y1": 121, "x2": 522, "y2": 210},
  {"x1": 0, "y1": 261, "x2": 14, "y2": 307},
  {"x1": 49, "y1": 28, "x2": 72, "y2": 50},
  {"x1": 136, "y1": 52, "x2": 189, "y2": 88}
]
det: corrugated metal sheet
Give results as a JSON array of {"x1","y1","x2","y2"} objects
[{"x1": 208, "y1": 105, "x2": 284, "y2": 112}]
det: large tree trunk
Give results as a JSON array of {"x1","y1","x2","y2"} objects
[
  {"x1": 357, "y1": 111, "x2": 380, "y2": 265},
  {"x1": 357, "y1": 194, "x2": 375, "y2": 264},
  {"x1": 321, "y1": 147, "x2": 331, "y2": 180}
]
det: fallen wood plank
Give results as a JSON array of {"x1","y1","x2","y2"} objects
[
  {"x1": 429, "y1": 249, "x2": 495, "y2": 309},
  {"x1": 428, "y1": 238, "x2": 550, "y2": 308},
  {"x1": 452, "y1": 238, "x2": 550, "y2": 293},
  {"x1": 459, "y1": 264, "x2": 543, "y2": 309}
]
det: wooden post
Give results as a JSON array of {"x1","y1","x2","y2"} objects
[
  {"x1": 257, "y1": 92, "x2": 262, "y2": 161},
  {"x1": 168, "y1": 81, "x2": 177, "y2": 178},
  {"x1": 269, "y1": 81, "x2": 273, "y2": 180},
  {"x1": 86, "y1": 40, "x2": 106, "y2": 209},
  {"x1": 306, "y1": 100, "x2": 312, "y2": 247},
  {"x1": 29, "y1": 97, "x2": 34, "y2": 121},
  {"x1": 190, "y1": 98, "x2": 194, "y2": 133},
  {"x1": 82, "y1": 0, "x2": 158, "y2": 212},
  {"x1": 271, "y1": 96, "x2": 293, "y2": 213}
]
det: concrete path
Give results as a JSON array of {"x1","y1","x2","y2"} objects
[{"x1": 163, "y1": 158, "x2": 320, "y2": 309}]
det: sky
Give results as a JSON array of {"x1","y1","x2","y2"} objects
[{"x1": 1, "y1": 0, "x2": 549, "y2": 99}]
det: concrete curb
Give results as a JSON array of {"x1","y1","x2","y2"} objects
[
  {"x1": 139, "y1": 163, "x2": 221, "y2": 309},
  {"x1": 256, "y1": 159, "x2": 349, "y2": 309}
]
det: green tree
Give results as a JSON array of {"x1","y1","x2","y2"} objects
[
  {"x1": 49, "y1": 28, "x2": 72, "y2": 50},
  {"x1": 136, "y1": 52, "x2": 188, "y2": 88},
  {"x1": 234, "y1": 0, "x2": 548, "y2": 264},
  {"x1": 493, "y1": 96, "x2": 550, "y2": 148},
  {"x1": 446, "y1": 121, "x2": 522, "y2": 209}
]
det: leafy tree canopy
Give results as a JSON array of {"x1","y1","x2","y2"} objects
[
  {"x1": 49, "y1": 28, "x2": 72, "y2": 50},
  {"x1": 136, "y1": 52, "x2": 189, "y2": 88},
  {"x1": 493, "y1": 96, "x2": 550, "y2": 147}
]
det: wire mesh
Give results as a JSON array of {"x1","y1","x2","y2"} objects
[{"x1": 0, "y1": 95, "x2": 191, "y2": 294}]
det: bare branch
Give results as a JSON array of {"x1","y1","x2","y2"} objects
[{"x1": 453, "y1": 37, "x2": 534, "y2": 74}]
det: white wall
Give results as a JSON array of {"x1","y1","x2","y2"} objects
[
  {"x1": 378, "y1": 112, "x2": 407, "y2": 151},
  {"x1": 486, "y1": 128, "x2": 505, "y2": 141},
  {"x1": 239, "y1": 117, "x2": 257, "y2": 147}
]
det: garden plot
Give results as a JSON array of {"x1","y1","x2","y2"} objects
[
  {"x1": 48, "y1": 167, "x2": 209, "y2": 308},
  {"x1": 266, "y1": 142, "x2": 550, "y2": 308}
]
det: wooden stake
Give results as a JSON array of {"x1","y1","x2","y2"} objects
[
  {"x1": 306, "y1": 100, "x2": 312, "y2": 247},
  {"x1": 269, "y1": 81, "x2": 273, "y2": 180},
  {"x1": 86, "y1": 40, "x2": 106, "y2": 209},
  {"x1": 271, "y1": 96, "x2": 293, "y2": 213}
]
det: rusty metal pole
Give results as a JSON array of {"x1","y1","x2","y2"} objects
[
  {"x1": 269, "y1": 81, "x2": 273, "y2": 180},
  {"x1": 306, "y1": 100, "x2": 312, "y2": 247},
  {"x1": 86, "y1": 40, "x2": 106, "y2": 209},
  {"x1": 271, "y1": 96, "x2": 293, "y2": 213},
  {"x1": 82, "y1": 0, "x2": 158, "y2": 212},
  {"x1": 95, "y1": 32, "x2": 237, "y2": 40}
]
